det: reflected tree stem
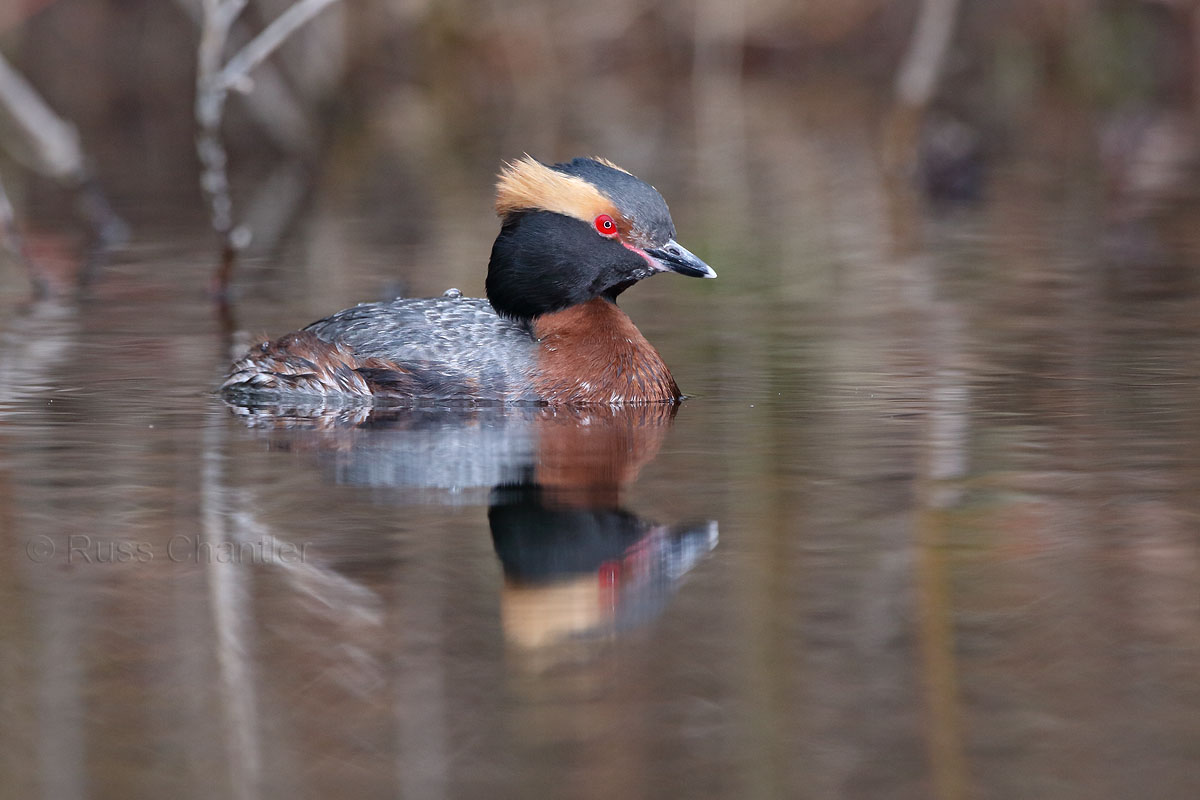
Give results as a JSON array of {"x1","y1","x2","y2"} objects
[
  {"x1": 881, "y1": 0, "x2": 962, "y2": 252},
  {"x1": 200, "y1": 420, "x2": 263, "y2": 800},
  {"x1": 0, "y1": 175, "x2": 44, "y2": 297}
]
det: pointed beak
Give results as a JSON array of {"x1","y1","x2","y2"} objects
[{"x1": 645, "y1": 239, "x2": 717, "y2": 279}]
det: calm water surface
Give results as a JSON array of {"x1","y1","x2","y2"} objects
[{"x1": 3, "y1": 133, "x2": 1200, "y2": 798}]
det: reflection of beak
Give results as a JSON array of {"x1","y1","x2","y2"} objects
[{"x1": 645, "y1": 239, "x2": 717, "y2": 279}]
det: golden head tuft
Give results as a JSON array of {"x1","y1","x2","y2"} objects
[{"x1": 494, "y1": 156, "x2": 621, "y2": 224}]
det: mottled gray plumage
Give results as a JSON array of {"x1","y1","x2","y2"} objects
[
  {"x1": 222, "y1": 294, "x2": 543, "y2": 402},
  {"x1": 305, "y1": 296, "x2": 539, "y2": 396}
]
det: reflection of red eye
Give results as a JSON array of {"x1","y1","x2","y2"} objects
[
  {"x1": 594, "y1": 214, "x2": 617, "y2": 237},
  {"x1": 598, "y1": 561, "x2": 621, "y2": 587}
]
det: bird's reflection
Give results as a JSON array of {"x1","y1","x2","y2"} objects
[
  {"x1": 490, "y1": 483, "x2": 717, "y2": 647},
  {"x1": 224, "y1": 400, "x2": 718, "y2": 647}
]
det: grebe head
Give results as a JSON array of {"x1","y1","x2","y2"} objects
[{"x1": 486, "y1": 156, "x2": 715, "y2": 320}]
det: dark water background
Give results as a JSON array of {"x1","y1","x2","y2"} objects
[{"x1": 3, "y1": 3, "x2": 1200, "y2": 798}]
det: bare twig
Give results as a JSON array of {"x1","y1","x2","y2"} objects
[
  {"x1": 194, "y1": 0, "x2": 340, "y2": 293},
  {"x1": 174, "y1": 0, "x2": 316, "y2": 154},
  {"x1": 0, "y1": 49, "x2": 127, "y2": 293},
  {"x1": 881, "y1": 0, "x2": 963, "y2": 211},
  {"x1": 196, "y1": 0, "x2": 247, "y2": 242},
  {"x1": 0, "y1": 48, "x2": 83, "y2": 182},
  {"x1": 894, "y1": 0, "x2": 962, "y2": 109},
  {"x1": 219, "y1": 0, "x2": 341, "y2": 94}
]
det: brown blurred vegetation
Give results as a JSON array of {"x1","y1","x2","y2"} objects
[
  {"x1": 0, "y1": 0, "x2": 1196, "y2": 287},
  {"x1": 0, "y1": 1, "x2": 1194, "y2": 189}
]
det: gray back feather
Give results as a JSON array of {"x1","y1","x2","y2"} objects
[{"x1": 303, "y1": 296, "x2": 541, "y2": 401}]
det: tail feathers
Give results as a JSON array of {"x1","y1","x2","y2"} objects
[
  {"x1": 220, "y1": 331, "x2": 467, "y2": 400},
  {"x1": 222, "y1": 331, "x2": 381, "y2": 397}
]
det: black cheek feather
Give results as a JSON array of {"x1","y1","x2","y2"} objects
[{"x1": 487, "y1": 211, "x2": 647, "y2": 320}]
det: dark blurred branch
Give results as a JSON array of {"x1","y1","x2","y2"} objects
[{"x1": 194, "y1": 0, "x2": 339, "y2": 293}]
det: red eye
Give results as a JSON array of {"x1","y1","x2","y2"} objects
[{"x1": 594, "y1": 214, "x2": 617, "y2": 237}]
